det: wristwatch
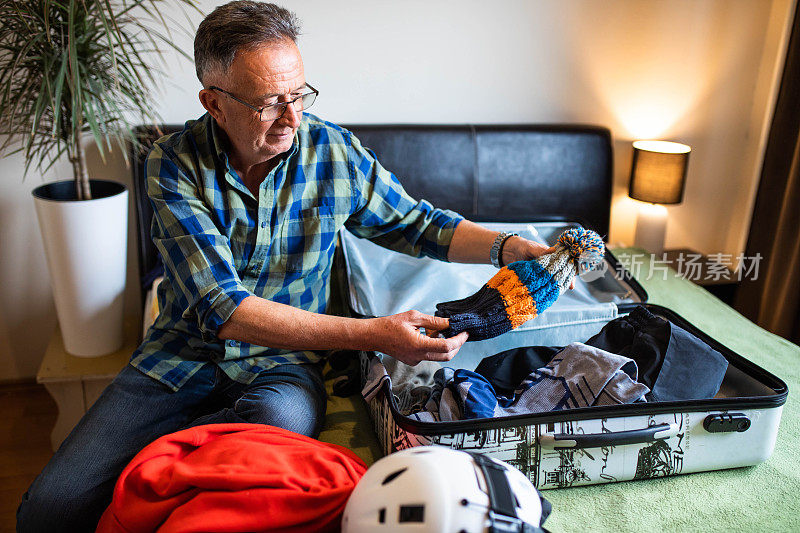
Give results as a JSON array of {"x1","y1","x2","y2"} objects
[{"x1": 490, "y1": 232, "x2": 518, "y2": 268}]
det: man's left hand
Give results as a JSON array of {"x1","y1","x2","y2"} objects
[{"x1": 501, "y1": 236, "x2": 575, "y2": 290}]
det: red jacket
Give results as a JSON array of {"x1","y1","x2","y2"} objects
[{"x1": 97, "y1": 423, "x2": 367, "y2": 533}]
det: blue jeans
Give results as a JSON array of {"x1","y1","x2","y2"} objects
[{"x1": 16, "y1": 361, "x2": 327, "y2": 533}]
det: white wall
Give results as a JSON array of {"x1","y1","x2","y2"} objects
[{"x1": 0, "y1": 0, "x2": 793, "y2": 381}]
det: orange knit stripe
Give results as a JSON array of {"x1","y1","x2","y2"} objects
[
  {"x1": 485, "y1": 266, "x2": 516, "y2": 290},
  {"x1": 486, "y1": 267, "x2": 539, "y2": 328}
]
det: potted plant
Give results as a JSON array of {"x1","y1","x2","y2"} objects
[{"x1": 0, "y1": 0, "x2": 199, "y2": 356}]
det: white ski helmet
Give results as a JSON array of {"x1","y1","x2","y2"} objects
[{"x1": 342, "y1": 446, "x2": 550, "y2": 533}]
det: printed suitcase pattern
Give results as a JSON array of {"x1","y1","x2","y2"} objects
[{"x1": 359, "y1": 352, "x2": 781, "y2": 489}]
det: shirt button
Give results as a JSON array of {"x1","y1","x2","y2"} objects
[
  {"x1": 260, "y1": 221, "x2": 267, "y2": 228},
  {"x1": 227, "y1": 340, "x2": 237, "y2": 347}
]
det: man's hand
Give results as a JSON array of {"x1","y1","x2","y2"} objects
[
  {"x1": 367, "y1": 310, "x2": 469, "y2": 366},
  {"x1": 502, "y1": 237, "x2": 575, "y2": 289}
]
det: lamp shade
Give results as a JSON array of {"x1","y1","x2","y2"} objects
[{"x1": 628, "y1": 140, "x2": 690, "y2": 204}]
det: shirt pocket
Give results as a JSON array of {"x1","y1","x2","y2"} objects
[{"x1": 279, "y1": 204, "x2": 341, "y2": 273}]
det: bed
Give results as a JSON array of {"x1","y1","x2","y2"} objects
[{"x1": 131, "y1": 121, "x2": 799, "y2": 532}]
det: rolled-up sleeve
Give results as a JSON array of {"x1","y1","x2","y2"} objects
[
  {"x1": 146, "y1": 144, "x2": 253, "y2": 341},
  {"x1": 344, "y1": 133, "x2": 464, "y2": 261}
]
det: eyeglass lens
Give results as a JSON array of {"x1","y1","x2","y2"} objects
[{"x1": 261, "y1": 92, "x2": 317, "y2": 121}]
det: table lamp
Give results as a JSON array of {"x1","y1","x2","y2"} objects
[{"x1": 628, "y1": 140, "x2": 690, "y2": 254}]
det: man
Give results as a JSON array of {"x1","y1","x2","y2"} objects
[{"x1": 18, "y1": 2, "x2": 558, "y2": 531}]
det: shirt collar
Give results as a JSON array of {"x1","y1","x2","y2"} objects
[
  {"x1": 207, "y1": 112, "x2": 301, "y2": 187},
  {"x1": 207, "y1": 112, "x2": 230, "y2": 160}
]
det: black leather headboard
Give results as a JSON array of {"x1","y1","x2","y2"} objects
[
  {"x1": 347, "y1": 124, "x2": 612, "y2": 228},
  {"x1": 131, "y1": 122, "x2": 613, "y2": 295}
]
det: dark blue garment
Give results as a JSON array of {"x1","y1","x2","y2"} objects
[
  {"x1": 475, "y1": 345, "x2": 564, "y2": 397},
  {"x1": 585, "y1": 305, "x2": 728, "y2": 401},
  {"x1": 452, "y1": 369, "x2": 513, "y2": 419}
]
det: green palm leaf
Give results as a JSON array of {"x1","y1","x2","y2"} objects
[{"x1": 0, "y1": 0, "x2": 202, "y2": 200}]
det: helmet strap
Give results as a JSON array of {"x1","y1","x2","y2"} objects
[{"x1": 467, "y1": 452, "x2": 544, "y2": 533}]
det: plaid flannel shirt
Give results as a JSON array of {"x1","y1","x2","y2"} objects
[{"x1": 130, "y1": 112, "x2": 464, "y2": 391}]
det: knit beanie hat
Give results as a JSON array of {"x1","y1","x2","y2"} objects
[{"x1": 435, "y1": 227, "x2": 605, "y2": 341}]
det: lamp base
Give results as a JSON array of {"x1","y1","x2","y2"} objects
[{"x1": 633, "y1": 203, "x2": 667, "y2": 255}]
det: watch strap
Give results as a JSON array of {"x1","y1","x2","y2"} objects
[
  {"x1": 498, "y1": 232, "x2": 519, "y2": 267},
  {"x1": 490, "y1": 232, "x2": 518, "y2": 268}
]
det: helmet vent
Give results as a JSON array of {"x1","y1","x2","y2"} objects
[
  {"x1": 398, "y1": 505, "x2": 425, "y2": 523},
  {"x1": 381, "y1": 467, "x2": 408, "y2": 485},
  {"x1": 378, "y1": 508, "x2": 386, "y2": 523}
]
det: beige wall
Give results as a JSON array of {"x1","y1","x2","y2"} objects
[{"x1": 0, "y1": 0, "x2": 793, "y2": 381}]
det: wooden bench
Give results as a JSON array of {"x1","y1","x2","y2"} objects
[{"x1": 36, "y1": 322, "x2": 135, "y2": 451}]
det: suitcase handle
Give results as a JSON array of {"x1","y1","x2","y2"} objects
[{"x1": 539, "y1": 422, "x2": 679, "y2": 449}]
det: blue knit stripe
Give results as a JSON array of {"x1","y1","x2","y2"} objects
[{"x1": 508, "y1": 260, "x2": 560, "y2": 315}]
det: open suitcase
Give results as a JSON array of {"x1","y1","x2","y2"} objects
[{"x1": 334, "y1": 220, "x2": 788, "y2": 489}]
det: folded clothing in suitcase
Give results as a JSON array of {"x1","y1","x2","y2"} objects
[{"x1": 338, "y1": 221, "x2": 788, "y2": 489}]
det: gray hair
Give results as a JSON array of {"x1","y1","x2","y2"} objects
[{"x1": 194, "y1": 1, "x2": 301, "y2": 85}]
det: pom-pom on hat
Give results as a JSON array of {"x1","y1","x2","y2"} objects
[{"x1": 436, "y1": 227, "x2": 605, "y2": 341}]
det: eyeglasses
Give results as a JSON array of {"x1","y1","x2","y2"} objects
[{"x1": 209, "y1": 83, "x2": 318, "y2": 121}]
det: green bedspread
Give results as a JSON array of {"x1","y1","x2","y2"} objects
[{"x1": 317, "y1": 247, "x2": 800, "y2": 532}]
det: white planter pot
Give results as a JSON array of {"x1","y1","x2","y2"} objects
[{"x1": 33, "y1": 180, "x2": 129, "y2": 357}]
